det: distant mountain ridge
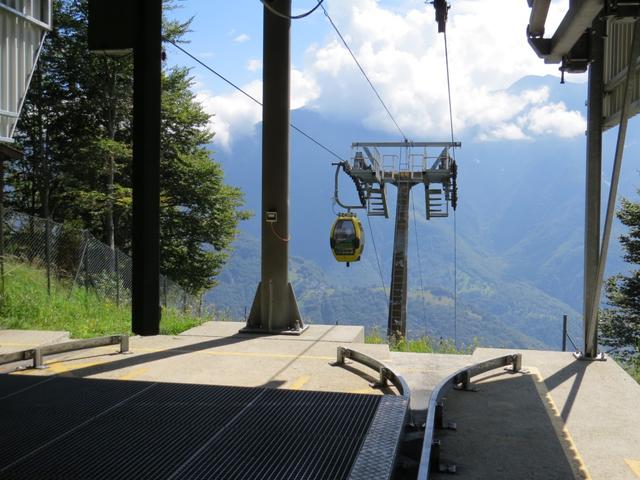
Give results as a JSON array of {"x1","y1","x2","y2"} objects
[{"x1": 205, "y1": 75, "x2": 640, "y2": 350}]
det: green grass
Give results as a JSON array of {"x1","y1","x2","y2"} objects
[
  {"x1": 0, "y1": 261, "x2": 205, "y2": 338},
  {"x1": 365, "y1": 327, "x2": 476, "y2": 354}
]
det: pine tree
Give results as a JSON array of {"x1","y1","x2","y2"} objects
[
  {"x1": 600, "y1": 197, "x2": 640, "y2": 367},
  {"x1": 11, "y1": 0, "x2": 249, "y2": 294}
]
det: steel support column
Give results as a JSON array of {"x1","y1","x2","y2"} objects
[
  {"x1": 388, "y1": 182, "x2": 412, "y2": 340},
  {"x1": 588, "y1": 18, "x2": 640, "y2": 358},
  {"x1": 583, "y1": 17, "x2": 604, "y2": 358},
  {"x1": 245, "y1": 0, "x2": 305, "y2": 334},
  {"x1": 131, "y1": 0, "x2": 161, "y2": 335}
]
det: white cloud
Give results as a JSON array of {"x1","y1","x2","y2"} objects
[
  {"x1": 522, "y1": 102, "x2": 587, "y2": 138},
  {"x1": 233, "y1": 33, "x2": 250, "y2": 43},
  {"x1": 195, "y1": 69, "x2": 319, "y2": 149},
  {"x1": 199, "y1": 0, "x2": 586, "y2": 146},
  {"x1": 195, "y1": 80, "x2": 262, "y2": 150},
  {"x1": 247, "y1": 59, "x2": 262, "y2": 72},
  {"x1": 477, "y1": 124, "x2": 531, "y2": 142}
]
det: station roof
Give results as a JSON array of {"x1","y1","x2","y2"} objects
[{"x1": 527, "y1": 0, "x2": 640, "y2": 130}]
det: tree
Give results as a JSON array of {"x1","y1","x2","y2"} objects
[
  {"x1": 11, "y1": 0, "x2": 249, "y2": 294},
  {"x1": 600, "y1": 197, "x2": 640, "y2": 366}
]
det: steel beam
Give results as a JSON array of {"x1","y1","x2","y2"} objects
[
  {"x1": 245, "y1": 0, "x2": 305, "y2": 334},
  {"x1": 131, "y1": 0, "x2": 161, "y2": 335},
  {"x1": 527, "y1": 0, "x2": 603, "y2": 62},
  {"x1": 583, "y1": 18, "x2": 605, "y2": 358},
  {"x1": 527, "y1": 0, "x2": 551, "y2": 37},
  {"x1": 388, "y1": 182, "x2": 412, "y2": 340},
  {"x1": 352, "y1": 141, "x2": 460, "y2": 149},
  {"x1": 588, "y1": 18, "x2": 640, "y2": 356}
]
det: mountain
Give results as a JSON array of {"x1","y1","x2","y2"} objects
[{"x1": 205, "y1": 75, "x2": 640, "y2": 350}]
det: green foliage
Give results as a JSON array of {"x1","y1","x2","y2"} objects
[
  {"x1": 0, "y1": 261, "x2": 203, "y2": 338},
  {"x1": 11, "y1": 0, "x2": 248, "y2": 295},
  {"x1": 600, "y1": 196, "x2": 640, "y2": 365},
  {"x1": 365, "y1": 327, "x2": 476, "y2": 354}
]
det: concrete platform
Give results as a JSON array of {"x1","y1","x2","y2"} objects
[
  {"x1": 430, "y1": 348, "x2": 640, "y2": 480},
  {"x1": 1, "y1": 326, "x2": 639, "y2": 479},
  {"x1": 180, "y1": 321, "x2": 366, "y2": 343},
  {"x1": 0, "y1": 324, "x2": 388, "y2": 395},
  {"x1": 0, "y1": 329, "x2": 70, "y2": 354}
]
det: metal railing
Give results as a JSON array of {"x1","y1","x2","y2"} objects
[
  {"x1": 0, "y1": 335, "x2": 129, "y2": 369},
  {"x1": 417, "y1": 353, "x2": 522, "y2": 479},
  {"x1": 336, "y1": 346, "x2": 410, "y2": 398}
]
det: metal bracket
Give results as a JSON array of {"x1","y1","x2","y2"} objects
[
  {"x1": 434, "y1": 402, "x2": 457, "y2": 431},
  {"x1": 573, "y1": 351, "x2": 607, "y2": 361},
  {"x1": 430, "y1": 439, "x2": 457, "y2": 474}
]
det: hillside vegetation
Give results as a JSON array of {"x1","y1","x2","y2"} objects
[{"x1": 0, "y1": 261, "x2": 204, "y2": 338}]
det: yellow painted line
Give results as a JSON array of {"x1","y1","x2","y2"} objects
[
  {"x1": 625, "y1": 459, "x2": 640, "y2": 478},
  {"x1": 530, "y1": 368, "x2": 591, "y2": 479},
  {"x1": 133, "y1": 347, "x2": 334, "y2": 361},
  {"x1": 9, "y1": 360, "x2": 106, "y2": 376},
  {"x1": 287, "y1": 375, "x2": 310, "y2": 390},
  {"x1": 349, "y1": 388, "x2": 375, "y2": 394},
  {"x1": 117, "y1": 367, "x2": 149, "y2": 381}
]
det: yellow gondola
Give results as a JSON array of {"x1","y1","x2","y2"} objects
[{"x1": 330, "y1": 212, "x2": 365, "y2": 265}]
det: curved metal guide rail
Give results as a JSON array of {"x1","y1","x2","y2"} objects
[
  {"x1": 417, "y1": 353, "x2": 522, "y2": 479},
  {"x1": 336, "y1": 346, "x2": 410, "y2": 398}
]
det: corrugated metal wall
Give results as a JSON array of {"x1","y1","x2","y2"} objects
[
  {"x1": 603, "y1": 19, "x2": 640, "y2": 130},
  {"x1": 0, "y1": 0, "x2": 51, "y2": 143}
]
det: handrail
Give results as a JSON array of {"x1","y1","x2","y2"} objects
[
  {"x1": 0, "y1": 335, "x2": 129, "y2": 369},
  {"x1": 417, "y1": 353, "x2": 522, "y2": 479},
  {"x1": 336, "y1": 347, "x2": 410, "y2": 399}
]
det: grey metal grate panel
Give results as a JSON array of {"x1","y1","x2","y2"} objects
[
  {"x1": 176, "y1": 389, "x2": 381, "y2": 480},
  {"x1": 348, "y1": 395, "x2": 409, "y2": 480},
  {"x1": 0, "y1": 375, "x2": 150, "y2": 470},
  {"x1": 0, "y1": 374, "x2": 406, "y2": 480}
]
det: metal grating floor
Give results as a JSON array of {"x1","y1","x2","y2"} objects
[{"x1": 0, "y1": 375, "x2": 407, "y2": 479}]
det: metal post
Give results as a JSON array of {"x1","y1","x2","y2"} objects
[
  {"x1": 583, "y1": 17, "x2": 604, "y2": 358},
  {"x1": 45, "y1": 217, "x2": 51, "y2": 296},
  {"x1": 114, "y1": 248, "x2": 120, "y2": 307},
  {"x1": 131, "y1": 0, "x2": 161, "y2": 335},
  {"x1": 562, "y1": 314, "x2": 568, "y2": 352},
  {"x1": 0, "y1": 155, "x2": 4, "y2": 299},
  {"x1": 83, "y1": 232, "x2": 89, "y2": 295},
  {"x1": 388, "y1": 182, "x2": 412, "y2": 340},
  {"x1": 162, "y1": 276, "x2": 167, "y2": 308},
  {"x1": 245, "y1": 0, "x2": 305, "y2": 334}
]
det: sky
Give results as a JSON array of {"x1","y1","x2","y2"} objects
[{"x1": 165, "y1": 0, "x2": 586, "y2": 150}]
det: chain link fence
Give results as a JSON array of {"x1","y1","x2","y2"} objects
[{"x1": 0, "y1": 210, "x2": 204, "y2": 315}]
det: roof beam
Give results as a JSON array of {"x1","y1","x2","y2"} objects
[
  {"x1": 527, "y1": 0, "x2": 551, "y2": 38},
  {"x1": 528, "y1": 0, "x2": 604, "y2": 63}
]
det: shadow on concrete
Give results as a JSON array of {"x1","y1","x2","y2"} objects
[
  {"x1": 431, "y1": 370, "x2": 581, "y2": 479},
  {"x1": 543, "y1": 359, "x2": 590, "y2": 422},
  {"x1": 54, "y1": 333, "x2": 259, "y2": 379},
  {"x1": 332, "y1": 362, "x2": 396, "y2": 395},
  {"x1": 50, "y1": 326, "x2": 341, "y2": 385}
]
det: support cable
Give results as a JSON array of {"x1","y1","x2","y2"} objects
[
  {"x1": 320, "y1": 4, "x2": 408, "y2": 142},
  {"x1": 164, "y1": 38, "x2": 345, "y2": 162},
  {"x1": 366, "y1": 215, "x2": 389, "y2": 309},
  {"x1": 443, "y1": 30, "x2": 458, "y2": 345},
  {"x1": 411, "y1": 190, "x2": 429, "y2": 336},
  {"x1": 259, "y1": 0, "x2": 325, "y2": 20}
]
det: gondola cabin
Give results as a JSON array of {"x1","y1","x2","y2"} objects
[{"x1": 330, "y1": 213, "x2": 365, "y2": 265}]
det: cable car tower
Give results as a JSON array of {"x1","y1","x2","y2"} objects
[{"x1": 333, "y1": 141, "x2": 460, "y2": 340}]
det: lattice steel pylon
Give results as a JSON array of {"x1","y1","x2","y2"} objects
[{"x1": 334, "y1": 141, "x2": 460, "y2": 340}]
